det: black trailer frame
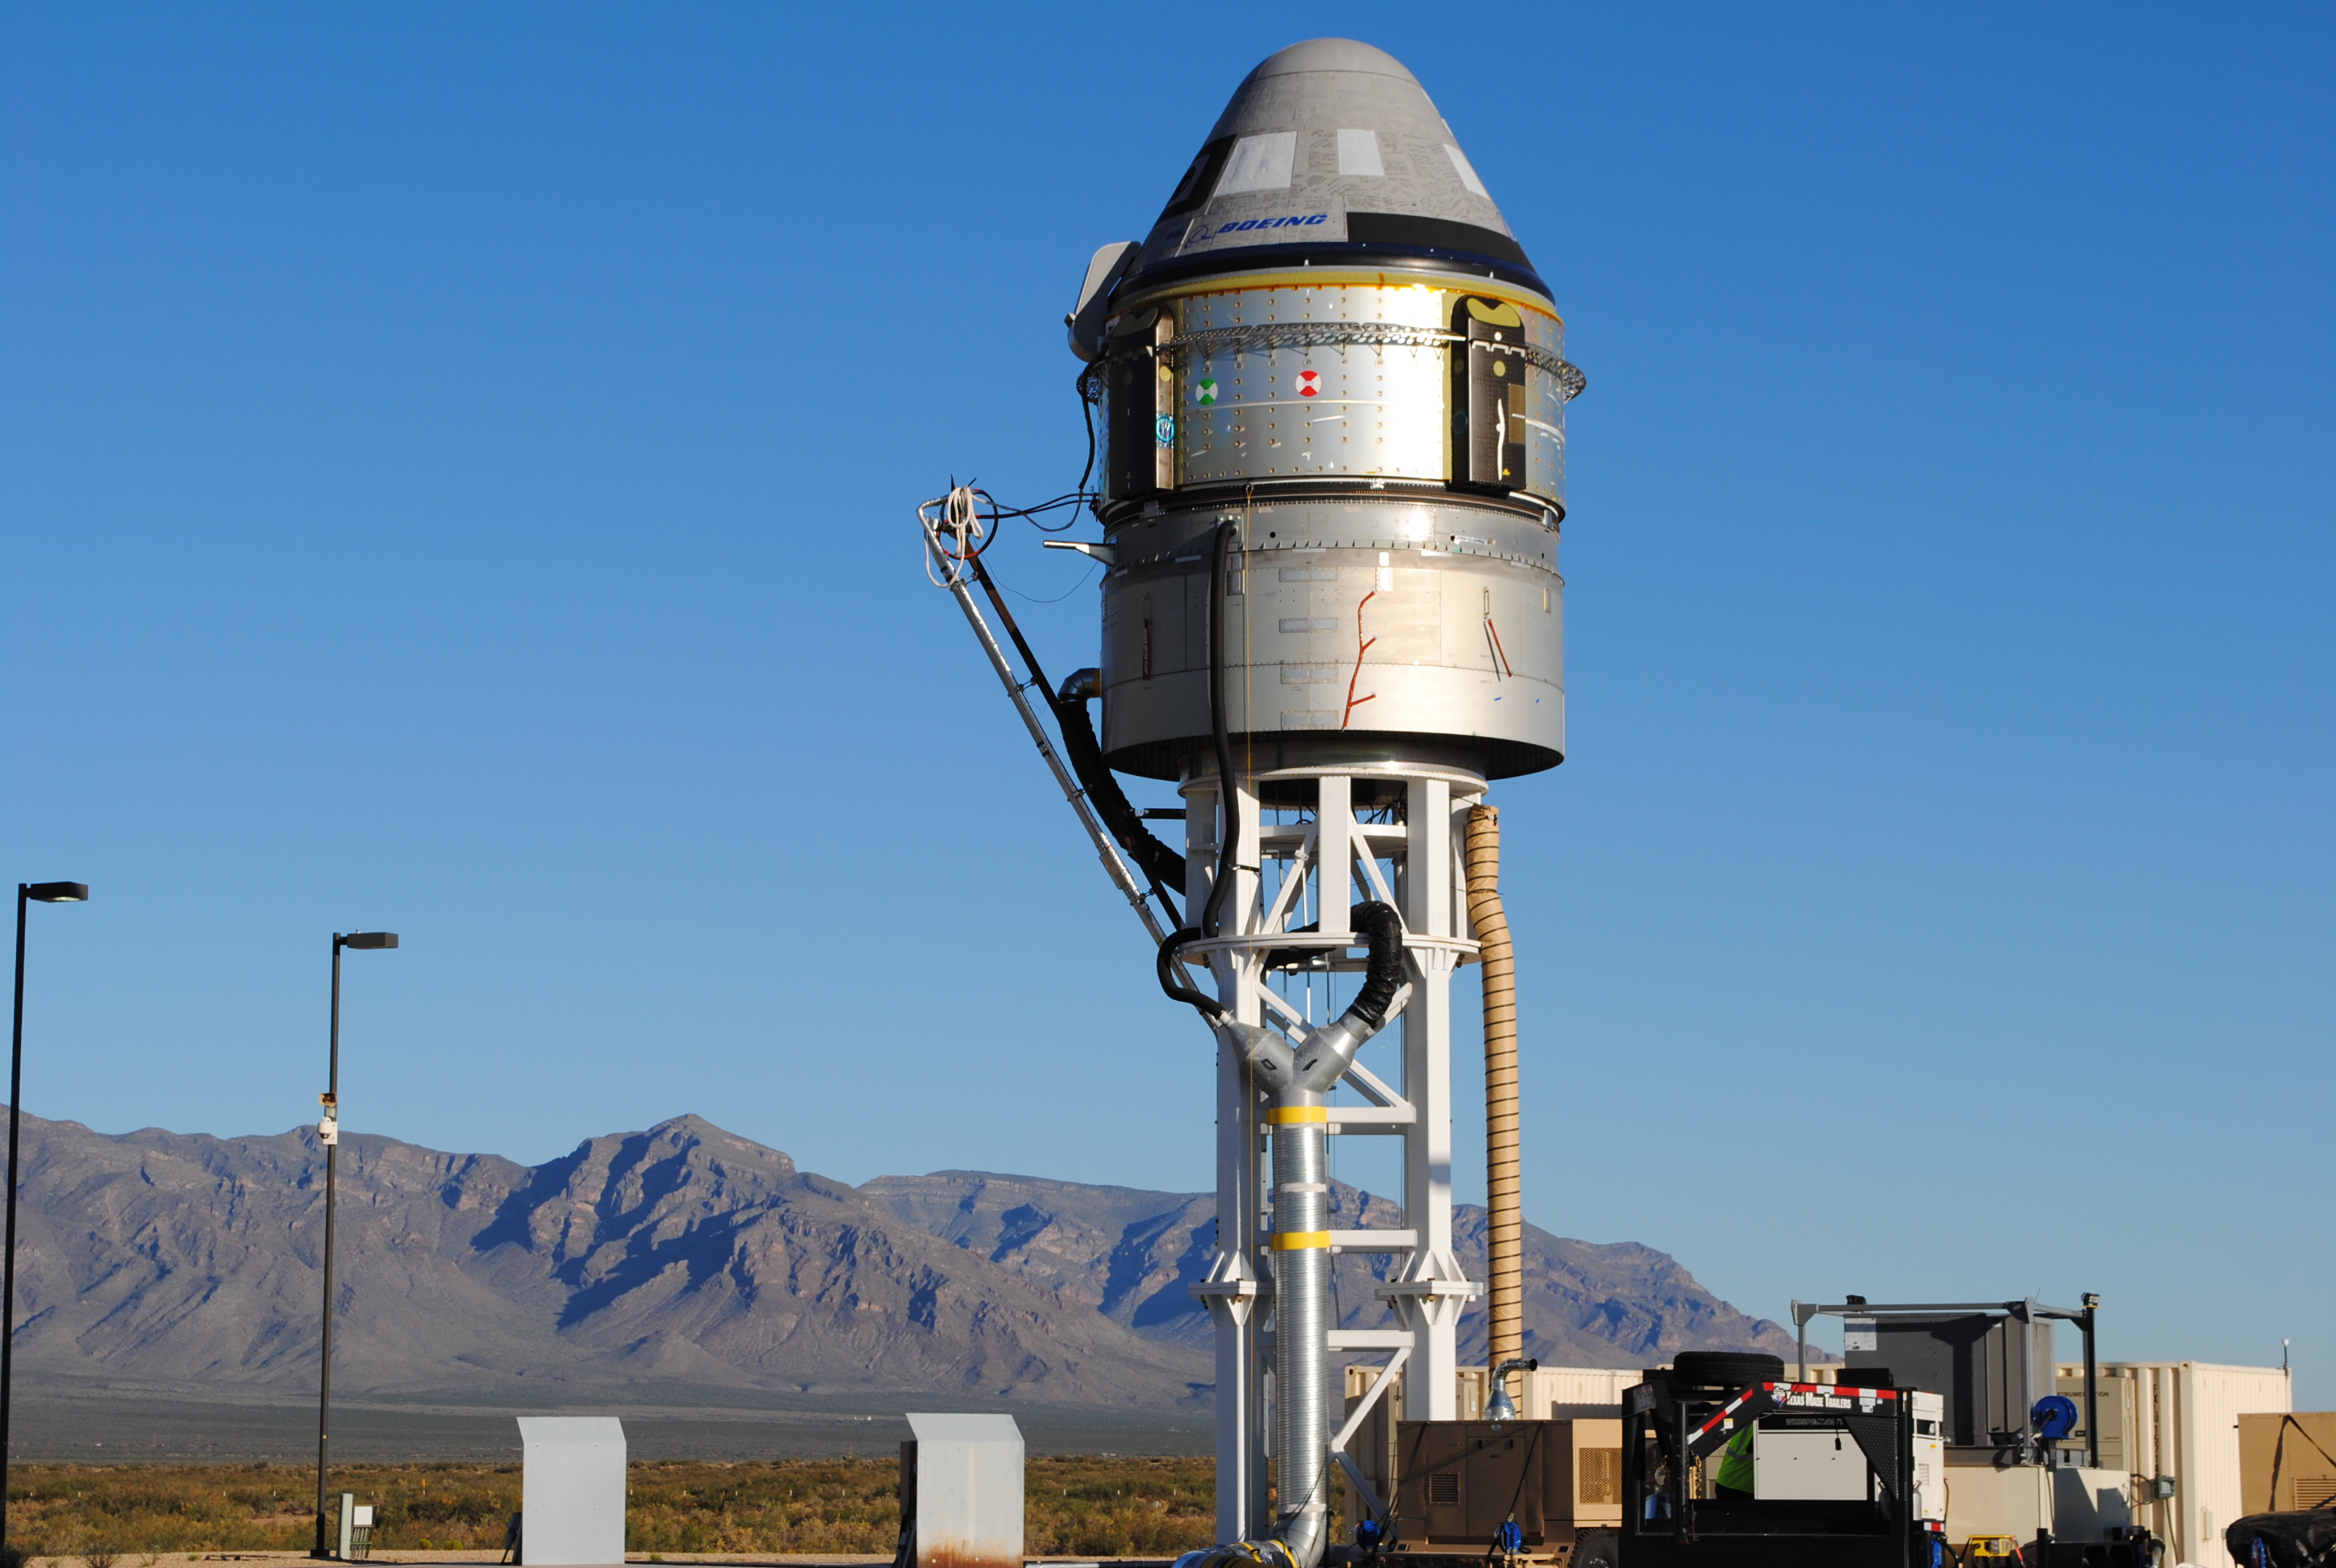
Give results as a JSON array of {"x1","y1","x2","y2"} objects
[{"x1": 1620, "y1": 1370, "x2": 1944, "y2": 1568}]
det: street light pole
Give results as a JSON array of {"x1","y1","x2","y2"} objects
[
  {"x1": 4, "y1": 882, "x2": 89, "y2": 1567},
  {"x1": 312, "y1": 931, "x2": 395, "y2": 1562}
]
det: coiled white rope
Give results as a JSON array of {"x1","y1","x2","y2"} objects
[{"x1": 918, "y1": 485, "x2": 989, "y2": 587}]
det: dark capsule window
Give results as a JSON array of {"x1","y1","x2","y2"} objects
[{"x1": 1159, "y1": 136, "x2": 1236, "y2": 220}]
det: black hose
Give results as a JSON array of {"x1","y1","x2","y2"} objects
[
  {"x1": 1055, "y1": 689, "x2": 1187, "y2": 902},
  {"x1": 966, "y1": 553, "x2": 1187, "y2": 925},
  {"x1": 1157, "y1": 931, "x2": 1224, "y2": 1022},
  {"x1": 1203, "y1": 519, "x2": 1241, "y2": 940},
  {"x1": 1344, "y1": 901, "x2": 1407, "y2": 1032},
  {"x1": 1074, "y1": 364, "x2": 1101, "y2": 503},
  {"x1": 1158, "y1": 520, "x2": 1245, "y2": 1023}
]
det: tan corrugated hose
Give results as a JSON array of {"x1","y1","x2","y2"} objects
[{"x1": 1465, "y1": 803, "x2": 1523, "y2": 1369}]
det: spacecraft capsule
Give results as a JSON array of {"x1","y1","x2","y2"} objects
[{"x1": 1077, "y1": 39, "x2": 1582, "y2": 782}]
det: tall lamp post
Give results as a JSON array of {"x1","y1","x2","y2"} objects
[
  {"x1": 5, "y1": 882, "x2": 89, "y2": 1566},
  {"x1": 313, "y1": 931, "x2": 397, "y2": 1561}
]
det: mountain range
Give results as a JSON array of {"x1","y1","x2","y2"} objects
[{"x1": 5, "y1": 1110, "x2": 1801, "y2": 1414}]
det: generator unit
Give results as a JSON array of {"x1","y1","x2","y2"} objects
[
  {"x1": 1387, "y1": 1418, "x2": 1625, "y2": 1562},
  {"x1": 1619, "y1": 1354, "x2": 1946, "y2": 1568}
]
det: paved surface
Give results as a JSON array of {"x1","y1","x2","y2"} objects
[{"x1": 7, "y1": 1375, "x2": 1210, "y2": 1462}]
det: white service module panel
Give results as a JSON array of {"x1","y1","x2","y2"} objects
[{"x1": 1754, "y1": 1427, "x2": 1871, "y2": 1501}]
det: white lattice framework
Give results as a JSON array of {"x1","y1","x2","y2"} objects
[{"x1": 1183, "y1": 762, "x2": 1481, "y2": 1541}]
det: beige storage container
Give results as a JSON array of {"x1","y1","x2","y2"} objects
[
  {"x1": 2238, "y1": 1412, "x2": 2336, "y2": 1516},
  {"x1": 2057, "y1": 1370, "x2": 2141, "y2": 1472}
]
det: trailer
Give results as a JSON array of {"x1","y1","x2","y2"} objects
[{"x1": 1617, "y1": 1353, "x2": 1947, "y2": 1568}]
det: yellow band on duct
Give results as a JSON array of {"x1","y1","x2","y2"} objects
[
  {"x1": 1265, "y1": 1106, "x2": 1329, "y2": 1124},
  {"x1": 1271, "y1": 1231, "x2": 1333, "y2": 1250}
]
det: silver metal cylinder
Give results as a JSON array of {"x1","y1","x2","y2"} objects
[
  {"x1": 1107, "y1": 274, "x2": 1575, "y2": 505},
  {"x1": 1271, "y1": 1102, "x2": 1331, "y2": 1549},
  {"x1": 1100, "y1": 488, "x2": 1563, "y2": 780}
]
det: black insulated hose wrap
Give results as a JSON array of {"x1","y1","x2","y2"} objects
[
  {"x1": 1055, "y1": 687, "x2": 1187, "y2": 899},
  {"x1": 1158, "y1": 932, "x2": 1224, "y2": 1022},
  {"x1": 1345, "y1": 900, "x2": 1407, "y2": 1032},
  {"x1": 1270, "y1": 901, "x2": 1406, "y2": 1091},
  {"x1": 1203, "y1": 519, "x2": 1241, "y2": 940},
  {"x1": 1159, "y1": 520, "x2": 1245, "y2": 1023}
]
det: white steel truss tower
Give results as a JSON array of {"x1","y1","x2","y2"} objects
[{"x1": 1184, "y1": 762, "x2": 1480, "y2": 1542}]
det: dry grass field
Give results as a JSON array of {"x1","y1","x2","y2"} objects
[{"x1": 5, "y1": 1457, "x2": 1218, "y2": 1560}]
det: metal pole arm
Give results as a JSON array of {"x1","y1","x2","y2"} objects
[
  {"x1": 3, "y1": 888, "x2": 26, "y2": 1563},
  {"x1": 1797, "y1": 1299, "x2": 2095, "y2": 1320},
  {"x1": 922, "y1": 523, "x2": 1170, "y2": 946}
]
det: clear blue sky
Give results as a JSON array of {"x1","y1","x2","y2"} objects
[{"x1": 5, "y1": 6, "x2": 2330, "y2": 1403}]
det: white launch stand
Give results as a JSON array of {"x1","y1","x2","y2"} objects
[
  {"x1": 919, "y1": 515, "x2": 1486, "y2": 1545},
  {"x1": 1183, "y1": 763, "x2": 1480, "y2": 1542}
]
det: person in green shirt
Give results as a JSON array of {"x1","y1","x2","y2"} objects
[{"x1": 1715, "y1": 1424, "x2": 1756, "y2": 1501}]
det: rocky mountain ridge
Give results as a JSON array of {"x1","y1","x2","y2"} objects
[{"x1": 5, "y1": 1111, "x2": 1799, "y2": 1409}]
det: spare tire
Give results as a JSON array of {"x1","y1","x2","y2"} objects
[
  {"x1": 1672, "y1": 1351, "x2": 1787, "y2": 1387},
  {"x1": 1572, "y1": 1530, "x2": 1620, "y2": 1568}
]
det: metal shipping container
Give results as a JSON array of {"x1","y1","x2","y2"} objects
[{"x1": 2053, "y1": 1362, "x2": 2292, "y2": 1568}]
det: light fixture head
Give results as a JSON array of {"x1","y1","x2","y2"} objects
[
  {"x1": 24, "y1": 882, "x2": 89, "y2": 903},
  {"x1": 340, "y1": 932, "x2": 398, "y2": 950}
]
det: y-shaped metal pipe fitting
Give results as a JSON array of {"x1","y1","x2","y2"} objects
[{"x1": 1198, "y1": 901, "x2": 1407, "y2": 1568}]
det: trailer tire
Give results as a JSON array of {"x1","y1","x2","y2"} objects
[
  {"x1": 1573, "y1": 1531, "x2": 1619, "y2": 1568},
  {"x1": 1671, "y1": 1351, "x2": 1786, "y2": 1387}
]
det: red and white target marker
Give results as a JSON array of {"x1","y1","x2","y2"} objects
[{"x1": 1297, "y1": 370, "x2": 1321, "y2": 398}]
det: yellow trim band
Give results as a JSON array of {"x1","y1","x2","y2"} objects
[
  {"x1": 1271, "y1": 1231, "x2": 1333, "y2": 1251},
  {"x1": 1121, "y1": 270, "x2": 1562, "y2": 322},
  {"x1": 1266, "y1": 1106, "x2": 1329, "y2": 1124}
]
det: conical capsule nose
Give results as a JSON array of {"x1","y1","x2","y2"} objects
[{"x1": 1126, "y1": 37, "x2": 1539, "y2": 289}]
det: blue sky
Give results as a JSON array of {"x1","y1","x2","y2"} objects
[{"x1": 4, "y1": 5, "x2": 2330, "y2": 1403}]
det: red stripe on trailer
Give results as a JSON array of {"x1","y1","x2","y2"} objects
[
  {"x1": 1690, "y1": 1382, "x2": 1898, "y2": 1441},
  {"x1": 1694, "y1": 1387, "x2": 1768, "y2": 1439}
]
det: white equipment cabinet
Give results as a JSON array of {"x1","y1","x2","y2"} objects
[
  {"x1": 1912, "y1": 1391, "x2": 1947, "y2": 1523},
  {"x1": 517, "y1": 1416, "x2": 626, "y2": 1566},
  {"x1": 899, "y1": 1413, "x2": 1024, "y2": 1568}
]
